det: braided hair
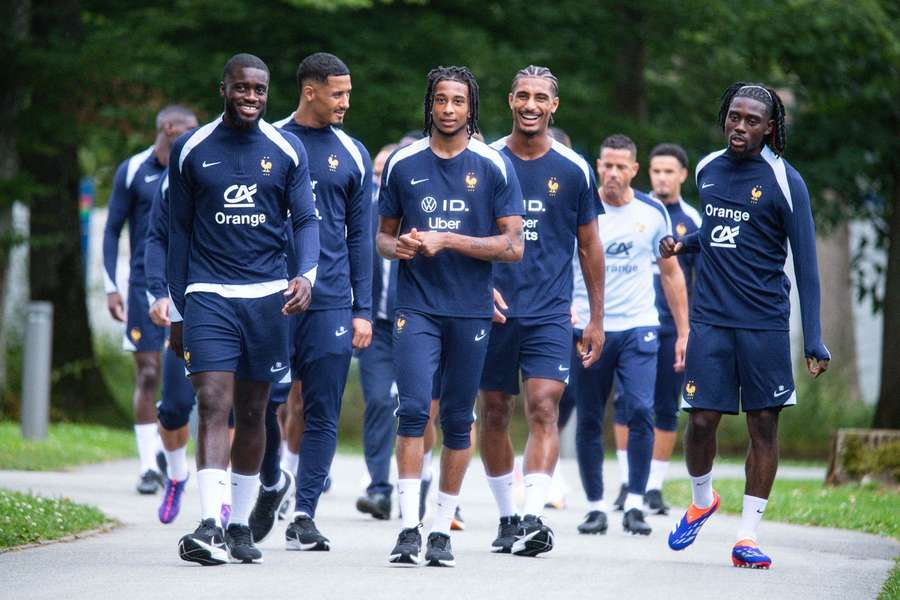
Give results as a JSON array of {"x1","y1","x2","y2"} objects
[
  {"x1": 717, "y1": 82, "x2": 787, "y2": 155},
  {"x1": 423, "y1": 66, "x2": 480, "y2": 138},
  {"x1": 510, "y1": 65, "x2": 559, "y2": 97}
]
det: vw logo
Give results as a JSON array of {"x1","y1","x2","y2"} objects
[{"x1": 421, "y1": 196, "x2": 438, "y2": 213}]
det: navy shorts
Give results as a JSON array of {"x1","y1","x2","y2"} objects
[
  {"x1": 393, "y1": 310, "x2": 490, "y2": 450},
  {"x1": 157, "y1": 341, "x2": 196, "y2": 430},
  {"x1": 291, "y1": 308, "x2": 353, "y2": 376},
  {"x1": 653, "y1": 327, "x2": 682, "y2": 432},
  {"x1": 681, "y1": 322, "x2": 795, "y2": 414},
  {"x1": 480, "y1": 314, "x2": 572, "y2": 395},
  {"x1": 122, "y1": 284, "x2": 165, "y2": 352},
  {"x1": 182, "y1": 291, "x2": 291, "y2": 382}
]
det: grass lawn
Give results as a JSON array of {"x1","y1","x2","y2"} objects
[
  {"x1": 0, "y1": 422, "x2": 136, "y2": 470},
  {"x1": 0, "y1": 489, "x2": 111, "y2": 549},
  {"x1": 663, "y1": 478, "x2": 900, "y2": 539}
]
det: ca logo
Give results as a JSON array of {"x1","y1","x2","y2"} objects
[
  {"x1": 223, "y1": 184, "x2": 258, "y2": 208},
  {"x1": 710, "y1": 225, "x2": 740, "y2": 248},
  {"x1": 421, "y1": 196, "x2": 438, "y2": 213}
]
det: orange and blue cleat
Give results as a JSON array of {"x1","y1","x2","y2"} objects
[
  {"x1": 667, "y1": 490, "x2": 720, "y2": 550},
  {"x1": 732, "y1": 539, "x2": 772, "y2": 569}
]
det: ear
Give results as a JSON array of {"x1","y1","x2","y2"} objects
[
  {"x1": 219, "y1": 81, "x2": 225, "y2": 98},
  {"x1": 508, "y1": 92, "x2": 514, "y2": 112},
  {"x1": 630, "y1": 161, "x2": 640, "y2": 178},
  {"x1": 677, "y1": 167, "x2": 688, "y2": 185},
  {"x1": 550, "y1": 96, "x2": 560, "y2": 114},
  {"x1": 765, "y1": 118, "x2": 774, "y2": 136},
  {"x1": 595, "y1": 157, "x2": 603, "y2": 176},
  {"x1": 302, "y1": 82, "x2": 316, "y2": 103}
]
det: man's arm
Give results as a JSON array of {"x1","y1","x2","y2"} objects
[
  {"x1": 376, "y1": 216, "x2": 419, "y2": 260},
  {"x1": 659, "y1": 230, "x2": 701, "y2": 258},
  {"x1": 166, "y1": 144, "x2": 193, "y2": 324},
  {"x1": 785, "y1": 172, "x2": 830, "y2": 377},
  {"x1": 657, "y1": 255, "x2": 690, "y2": 371},
  {"x1": 282, "y1": 145, "x2": 320, "y2": 315},
  {"x1": 144, "y1": 175, "x2": 170, "y2": 326},
  {"x1": 576, "y1": 220, "x2": 605, "y2": 367},
  {"x1": 346, "y1": 146, "x2": 373, "y2": 322},
  {"x1": 102, "y1": 162, "x2": 131, "y2": 321},
  {"x1": 416, "y1": 215, "x2": 525, "y2": 262}
]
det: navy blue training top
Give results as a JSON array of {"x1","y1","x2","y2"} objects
[{"x1": 653, "y1": 197, "x2": 702, "y2": 333}]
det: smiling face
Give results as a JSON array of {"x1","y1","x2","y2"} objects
[
  {"x1": 509, "y1": 76, "x2": 558, "y2": 137},
  {"x1": 430, "y1": 79, "x2": 470, "y2": 138},
  {"x1": 221, "y1": 66, "x2": 269, "y2": 128},
  {"x1": 303, "y1": 74, "x2": 351, "y2": 127},
  {"x1": 724, "y1": 96, "x2": 772, "y2": 157}
]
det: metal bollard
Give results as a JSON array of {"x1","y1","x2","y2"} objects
[{"x1": 21, "y1": 302, "x2": 53, "y2": 440}]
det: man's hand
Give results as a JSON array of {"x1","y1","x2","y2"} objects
[
  {"x1": 580, "y1": 321, "x2": 605, "y2": 368},
  {"x1": 492, "y1": 288, "x2": 508, "y2": 324},
  {"x1": 414, "y1": 230, "x2": 448, "y2": 257},
  {"x1": 807, "y1": 356, "x2": 830, "y2": 378},
  {"x1": 673, "y1": 334, "x2": 688, "y2": 372},
  {"x1": 396, "y1": 227, "x2": 422, "y2": 259},
  {"x1": 659, "y1": 235, "x2": 683, "y2": 258},
  {"x1": 352, "y1": 317, "x2": 372, "y2": 350},
  {"x1": 169, "y1": 322, "x2": 184, "y2": 358},
  {"x1": 107, "y1": 292, "x2": 125, "y2": 322},
  {"x1": 282, "y1": 276, "x2": 312, "y2": 315},
  {"x1": 148, "y1": 297, "x2": 171, "y2": 327}
]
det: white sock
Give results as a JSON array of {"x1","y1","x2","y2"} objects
[
  {"x1": 431, "y1": 491, "x2": 459, "y2": 536},
  {"x1": 421, "y1": 450, "x2": 433, "y2": 481},
  {"x1": 646, "y1": 459, "x2": 670, "y2": 492},
  {"x1": 222, "y1": 468, "x2": 232, "y2": 505},
  {"x1": 134, "y1": 423, "x2": 159, "y2": 473},
  {"x1": 197, "y1": 468, "x2": 227, "y2": 525},
  {"x1": 616, "y1": 449, "x2": 629, "y2": 486},
  {"x1": 736, "y1": 495, "x2": 767, "y2": 542},
  {"x1": 624, "y1": 492, "x2": 644, "y2": 512},
  {"x1": 280, "y1": 440, "x2": 288, "y2": 458},
  {"x1": 262, "y1": 471, "x2": 286, "y2": 492},
  {"x1": 690, "y1": 471, "x2": 713, "y2": 508},
  {"x1": 587, "y1": 499, "x2": 609, "y2": 513},
  {"x1": 486, "y1": 472, "x2": 517, "y2": 518},
  {"x1": 164, "y1": 444, "x2": 188, "y2": 482},
  {"x1": 398, "y1": 478, "x2": 421, "y2": 529},
  {"x1": 292, "y1": 510, "x2": 310, "y2": 520},
  {"x1": 522, "y1": 472, "x2": 552, "y2": 517},
  {"x1": 280, "y1": 449, "x2": 299, "y2": 477},
  {"x1": 229, "y1": 472, "x2": 260, "y2": 526}
]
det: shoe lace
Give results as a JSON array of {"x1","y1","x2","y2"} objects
[
  {"x1": 228, "y1": 525, "x2": 252, "y2": 545},
  {"x1": 255, "y1": 487, "x2": 281, "y2": 514},
  {"x1": 398, "y1": 526, "x2": 421, "y2": 545},
  {"x1": 429, "y1": 533, "x2": 450, "y2": 551}
]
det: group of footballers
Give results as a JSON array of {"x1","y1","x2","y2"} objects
[{"x1": 102, "y1": 50, "x2": 831, "y2": 570}]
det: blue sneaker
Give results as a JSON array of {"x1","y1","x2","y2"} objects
[
  {"x1": 732, "y1": 539, "x2": 772, "y2": 569},
  {"x1": 667, "y1": 490, "x2": 720, "y2": 550},
  {"x1": 158, "y1": 476, "x2": 188, "y2": 524}
]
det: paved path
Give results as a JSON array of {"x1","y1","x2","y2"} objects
[{"x1": 1, "y1": 456, "x2": 896, "y2": 600}]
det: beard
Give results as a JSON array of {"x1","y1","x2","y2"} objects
[{"x1": 224, "y1": 100, "x2": 266, "y2": 128}]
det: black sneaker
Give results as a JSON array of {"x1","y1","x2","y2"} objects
[
  {"x1": 418, "y1": 478, "x2": 432, "y2": 520},
  {"x1": 613, "y1": 484, "x2": 628, "y2": 511},
  {"x1": 137, "y1": 469, "x2": 163, "y2": 495},
  {"x1": 225, "y1": 523, "x2": 263, "y2": 564},
  {"x1": 389, "y1": 526, "x2": 423, "y2": 566},
  {"x1": 623, "y1": 508, "x2": 652, "y2": 535},
  {"x1": 644, "y1": 489, "x2": 669, "y2": 515},
  {"x1": 285, "y1": 514, "x2": 330, "y2": 551},
  {"x1": 577, "y1": 510, "x2": 608, "y2": 534},
  {"x1": 491, "y1": 515, "x2": 521, "y2": 553},
  {"x1": 178, "y1": 518, "x2": 228, "y2": 566},
  {"x1": 425, "y1": 532, "x2": 455, "y2": 567},
  {"x1": 249, "y1": 469, "x2": 294, "y2": 543},
  {"x1": 356, "y1": 492, "x2": 391, "y2": 520},
  {"x1": 512, "y1": 514, "x2": 554, "y2": 557},
  {"x1": 450, "y1": 506, "x2": 466, "y2": 531},
  {"x1": 155, "y1": 450, "x2": 168, "y2": 480}
]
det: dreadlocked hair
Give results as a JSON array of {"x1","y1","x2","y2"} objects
[
  {"x1": 423, "y1": 66, "x2": 480, "y2": 138},
  {"x1": 717, "y1": 81, "x2": 787, "y2": 156}
]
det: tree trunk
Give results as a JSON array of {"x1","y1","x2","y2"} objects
[
  {"x1": 20, "y1": 0, "x2": 126, "y2": 426},
  {"x1": 817, "y1": 222, "x2": 861, "y2": 402},
  {"x1": 873, "y1": 167, "x2": 900, "y2": 429},
  {"x1": 613, "y1": 3, "x2": 647, "y2": 124}
]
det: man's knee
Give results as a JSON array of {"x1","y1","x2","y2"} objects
[
  {"x1": 688, "y1": 410, "x2": 721, "y2": 437},
  {"x1": 627, "y1": 400, "x2": 654, "y2": 431},
  {"x1": 747, "y1": 409, "x2": 780, "y2": 447},
  {"x1": 654, "y1": 407, "x2": 679, "y2": 432},
  {"x1": 135, "y1": 360, "x2": 161, "y2": 392},
  {"x1": 526, "y1": 394, "x2": 559, "y2": 431},
  {"x1": 480, "y1": 393, "x2": 514, "y2": 432},
  {"x1": 440, "y1": 410, "x2": 475, "y2": 450}
]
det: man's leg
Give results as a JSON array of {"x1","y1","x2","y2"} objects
[
  {"x1": 133, "y1": 350, "x2": 163, "y2": 492},
  {"x1": 645, "y1": 329, "x2": 680, "y2": 513},
  {"x1": 358, "y1": 319, "x2": 397, "y2": 518},
  {"x1": 282, "y1": 382, "x2": 303, "y2": 474},
  {"x1": 157, "y1": 344, "x2": 195, "y2": 523},
  {"x1": 521, "y1": 378, "x2": 565, "y2": 513}
]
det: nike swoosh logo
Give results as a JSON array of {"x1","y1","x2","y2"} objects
[
  {"x1": 701, "y1": 183, "x2": 715, "y2": 189},
  {"x1": 202, "y1": 161, "x2": 222, "y2": 168},
  {"x1": 270, "y1": 365, "x2": 289, "y2": 373},
  {"x1": 144, "y1": 174, "x2": 160, "y2": 183},
  {"x1": 773, "y1": 388, "x2": 792, "y2": 398},
  {"x1": 755, "y1": 509, "x2": 765, "y2": 514},
  {"x1": 558, "y1": 366, "x2": 570, "y2": 372},
  {"x1": 410, "y1": 178, "x2": 429, "y2": 185},
  {"x1": 474, "y1": 331, "x2": 487, "y2": 341},
  {"x1": 335, "y1": 329, "x2": 348, "y2": 337}
]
